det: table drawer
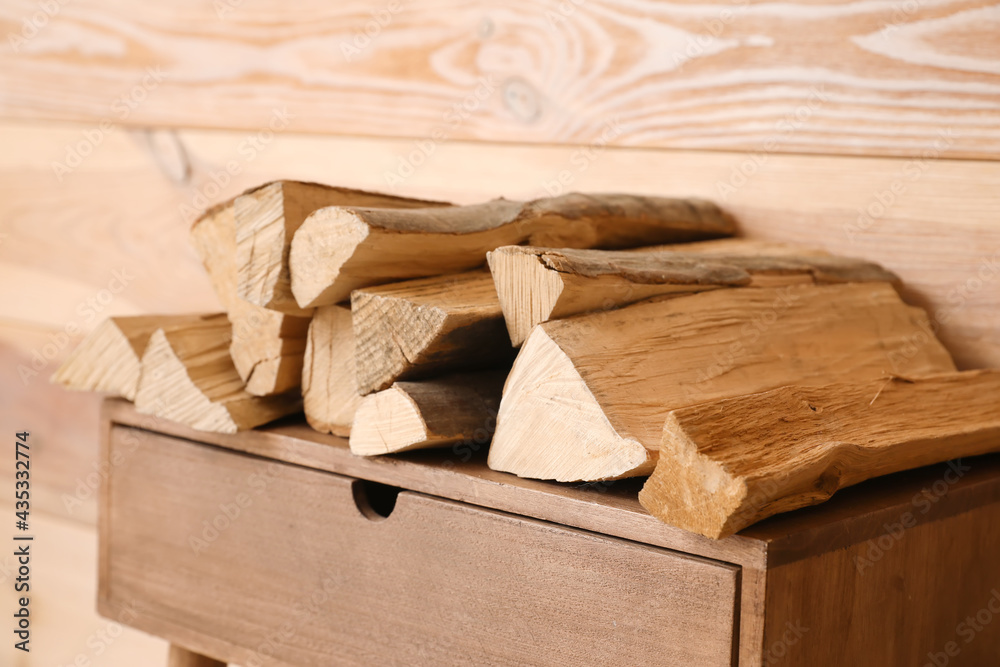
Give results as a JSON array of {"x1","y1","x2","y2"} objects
[{"x1": 100, "y1": 426, "x2": 740, "y2": 666}]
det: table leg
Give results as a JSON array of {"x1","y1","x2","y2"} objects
[{"x1": 168, "y1": 644, "x2": 227, "y2": 667}]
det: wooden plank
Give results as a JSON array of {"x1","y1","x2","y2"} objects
[
  {"x1": 3, "y1": 1, "x2": 999, "y2": 159},
  {"x1": 102, "y1": 429, "x2": 741, "y2": 666},
  {"x1": 489, "y1": 282, "x2": 956, "y2": 482},
  {"x1": 639, "y1": 370, "x2": 1000, "y2": 538},
  {"x1": 351, "y1": 271, "x2": 511, "y2": 394},
  {"x1": 3, "y1": 120, "x2": 999, "y2": 369}
]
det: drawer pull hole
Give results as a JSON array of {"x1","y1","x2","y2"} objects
[{"x1": 352, "y1": 480, "x2": 401, "y2": 520}]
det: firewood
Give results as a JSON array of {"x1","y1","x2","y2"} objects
[
  {"x1": 51, "y1": 314, "x2": 220, "y2": 400},
  {"x1": 487, "y1": 282, "x2": 956, "y2": 483},
  {"x1": 349, "y1": 370, "x2": 505, "y2": 456},
  {"x1": 288, "y1": 193, "x2": 737, "y2": 309},
  {"x1": 351, "y1": 270, "x2": 513, "y2": 395},
  {"x1": 488, "y1": 244, "x2": 898, "y2": 345},
  {"x1": 235, "y1": 181, "x2": 448, "y2": 315},
  {"x1": 302, "y1": 304, "x2": 361, "y2": 436},
  {"x1": 134, "y1": 314, "x2": 300, "y2": 433},
  {"x1": 639, "y1": 370, "x2": 1000, "y2": 539},
  {"x1": 191, "y1": 199, "x2": 311, "y2": 396}
]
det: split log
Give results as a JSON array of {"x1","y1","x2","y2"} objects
[
  {"x1": 289, "y1": 193, "x2": 736, "y2": 308},
  {"x1": 351, "y1": 270, "x2": 513, "y2": 395},
  {"x1": 302, "y1": 305, "x2": 361, "y2": 436},
  {"x1": 488, "y1": 245, "x2": 898, "y2": 345},
  {"x1": 51, "y1": 313, "x2": 220, "y2": 400},
  {"x1": 134, "y1": 314, "x2": 300, "y2": 433},
  {"x1": 639, "y1": 370, "x2": 1000, "y2": 539},
  {"x1": 235, "y1": 181, "x2": 449, "y2": 315},
  {"x1": 349, "y1": 370, "x2": 505, "y2": 456},
  {"x1": 191, "y1": 199, "x2": 311, "y2": 396},
  {"x1": 487, "y1": 282, "x2": 956, "y2": 482}
]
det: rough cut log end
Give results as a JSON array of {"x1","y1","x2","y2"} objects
[
  {"x1": 349, "y1": 387, "x2": 429, "y2": 456},
  {"x1": 350, "y1": 370, "x2": 505, "y2": 456},
  {"x1": 135, "y1": 329, "x2": 242, "y2": 434},
  {"x1": 638, "y1": 415, "x2": 749, "y2": 540},
  {"x1": 488, "y1": 327, "x2": 655, "y2": 482},
  {"x1": 290, "y1": 207, "x2": 372, "y2": 308},
  {"x1": 235, "y1": 182, "x2": 305, "y2": 313},
  {"x1": 135, "y1": 323, "x2": 301, "y2": 434},
  {"x1": 51, "y1": 318, "x2": 145, "y2": 400},
  {"x1": 487, "y1": 247, "x2": 565, "y2": 347}
]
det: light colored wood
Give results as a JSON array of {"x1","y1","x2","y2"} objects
[
  {"x1": 351, "y1": 270, "x2": 512, "y2": 394},
  {"x1": 639, "y1": 370, "x2": 1000, "y2": 539},
  {"x1": 134, "y1": 315, "x2": 301, "y2": 433},
  {"x1": 5, "y1": 1, "x2": 1000, "y2": 159},
  {"x1": 4, "y1": 120, "x2": 1000, "y2": 370},
  {"x1": 350, "y1": 370, "x2": 505, "y2": 456},
  {"x1": 489, "y1": 282, "x2": 957, "y2": 482},
  {"x1": 167, "y1": 645, "x2": 225, "y2": 667},
  {"x1": 488, "y1": 244, "x2": 899, "y2": 345},
  {"x1": 235, "y1": 181, "x2": 448, "y2": 315},
  {"x1": 302, "y1": 304, "x2": 361, "y2": 436},
  {"x1": 51, "y1": 314, "x2": 213, "y2": 400},
  {"x1": 102, "y1": 426, "x2": 741, "y2": 666},
  {"x1": 191, "y1": 200, "x2": 311, "y2": 396},
  {"x1": 289, "y1": 193, "x2": 735, "y2": 308}
]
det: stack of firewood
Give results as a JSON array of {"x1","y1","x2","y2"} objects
[{"x1": 54, "y1": 180, "x2": 1000, "y2": 539}]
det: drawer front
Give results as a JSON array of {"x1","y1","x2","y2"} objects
[{"x1": 100, "y1": 427, "x2": 739, "y2": 666}]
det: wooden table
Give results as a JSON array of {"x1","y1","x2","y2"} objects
[{"x1": 98, "y1": 399, "x2": 1000, "y2": 666}]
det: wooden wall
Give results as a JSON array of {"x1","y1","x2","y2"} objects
[{"x1": 0, "y1": 0, "x2": 998, "y2": 663}]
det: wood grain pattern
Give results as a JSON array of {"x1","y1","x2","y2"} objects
[
  {"x1": 3, "y1": 1, "x2": 999, "y2": 158},
  {"x1": 489, "y1": 282, "x2": 956, "y2": 482},
  {"x1": 290, "y1": 193, "x2": 734, "y2": 308},
  {"x1": 302, "y1": 304, "x2": 361, "y2": 437},
  {"x1": 191, "y1": 198, "x2": 311, "y2": 396},
  {"x1": 102, "y1": 427, "x2": 741, "y2": 666},
  {"x1": 350, "y1": 370, "x2": 505, "y2": 456},
  {"x1": 103, "y1": 400, "x2": 1000, "y2": 667},
  {"x1": 351, "y1": 270, "x2": 512, "y2": 394},
  {"x1": 640, "y1": 370, "x2": 1000, "y2": 538},
  {"x1": 764, "y1": 508, "x2": 1000, "y2": 666},
  {"x1": 488, "y1": 244, "x2": 899, "y2": 345}
]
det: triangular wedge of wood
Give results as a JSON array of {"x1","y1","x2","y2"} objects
[
  {"x1": 235, "y1": 181, "x2": 450, "y2": 315},
  {"x1": 191, "y1": 198, "x2": 311, "y2": 396},
  {"x1": 639, "y1": 370, "x2": 1000, "y2": 539},
  {"x1": 134, "y1": 314, "x2": 301, "y2": 433},
  {"x1": 288, "y1": 193, "x2": 737, "y2": 309},
  {"x1": 351, "y1": 270, "x2": 513, "y2": 395},
  {"x1": 349, "y1": 370, "x2": 505, "y2": 456},
  {"x1": 487, "y1": 282, "x2": 956, "y2": 482},
  {"x1": 488, "y1": 242, "x2": 898, "y2": 346},
  {"x1": 52, "y1": 313, "x2": 221, "y2": 400}
]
